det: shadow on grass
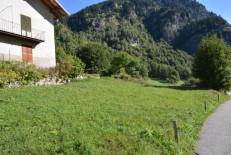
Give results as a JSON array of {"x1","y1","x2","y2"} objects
[
  {"x1": 146, "y1": 78, "x2": 211, "y2": 91},
  {"x1": 144, "y1": 85, "x2": 207, "y2": 91}
]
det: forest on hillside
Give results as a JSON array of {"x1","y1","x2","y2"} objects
[{"x1": 55, "y1": 0, "x2": 231, "y2": 83}]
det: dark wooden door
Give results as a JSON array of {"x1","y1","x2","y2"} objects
[{"x1": 22, "y1": 45, "x2": 33, "y2": 63}]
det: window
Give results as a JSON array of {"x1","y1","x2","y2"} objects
[{"x1": 21, "y1": 15, "x2": 31, "y2": 37}]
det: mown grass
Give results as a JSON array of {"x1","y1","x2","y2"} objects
[{"x1": 0, "y1": 78, "x2": 229, "y2": 154}]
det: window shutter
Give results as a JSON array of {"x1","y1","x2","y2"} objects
[
  {"x1": 26, "y1": 16, "x2": 31, "y2": 33},
  {"x1": 21, "y1": 15, "x2": 26, "y2": 31},
  {"x1": 21, "y1": 15, "x2": 31, "y2": 32}
]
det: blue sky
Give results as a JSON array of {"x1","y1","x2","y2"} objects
[
  {"x1": 58, "y1": 0, "x2": 231, "y2": 24},
  {"x1": 197, "y1": 0, "x2": 231, "y2": 24},
  {"x1": 57, "y1": 0, "x2": 106, "y2": 14}
]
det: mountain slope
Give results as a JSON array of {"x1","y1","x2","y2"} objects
[
  {"x1": 55, "y1": 0, "x2": 231, "y2": 80},
  {"x1": 66, "y1": 0, "x2": 231, "y2": 53}
]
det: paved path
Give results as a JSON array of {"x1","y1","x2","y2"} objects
[{"x1": 195, "y1": 99, "x2": 231, "y2": 155}]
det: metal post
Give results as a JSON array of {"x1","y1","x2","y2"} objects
[
  {"x1": 9, "y1": 49, "x2": 10, "y2": 61},
  {"x1": 11, "y1": 5, "x2": 13, "y2": 33}
]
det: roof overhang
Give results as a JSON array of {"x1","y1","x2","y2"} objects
[{"x1": 40, "y1": 0, "x2": 69, "y2": 20}]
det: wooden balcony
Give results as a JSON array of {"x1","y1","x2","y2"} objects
[{"x1": 0, "y1": 18, "x2": 45, "y2": 43}]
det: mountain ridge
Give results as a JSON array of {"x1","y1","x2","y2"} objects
[{"x1": 64, "y1": 0, "x2": 230, "y2": 53}]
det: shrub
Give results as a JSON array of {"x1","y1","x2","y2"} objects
[
  {"x1": 166, "y1": 75, "x2": 180, "y2": 84},
  {"x1": 56, "y1": 55, "x2": 85, "y2": 80},
  {"x1": 114, "y1": 68, "x2": 147, "y2": 84},
  {"x1": 184, "y1": 77, "x2": 200, "y2": 87},
  {"x1": 6, "y1": 70, "x2": 18, "y2": 83},
  {"x1": 0, "y1": 62, "x2": 18, "y2": 87},
  {"x1": 110, "y1": 52, "x2": 148, "y2": 78},
  {"x1": 0, "y1": 73, "x2": 7, "y2": 88},
  {"x1": 12, "y1": 63, "x2": 43, "y2": 85},
  {"x1": 176, "y1": 65, "x2": 192, "y2": 80},
  {"x1": 0, "y1": 58, "x2": 85, "y2": 88},
  {"x1": 149, "y1": 62, "x2": 180, "y2": 83}
]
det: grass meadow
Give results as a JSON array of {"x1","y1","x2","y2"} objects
[{"x1": 0, "y1": 78, "x2": 229, "y2": 154}]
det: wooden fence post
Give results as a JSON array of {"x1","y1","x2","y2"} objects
[
  {"x1": 218, "y1": 94, "x2": 220, "y2": 101},
  {"x1": 173, "y1": 121, "x2": 179, "y2": 144},
  {"x1": 204, "y1": 101, "x2": 207, "y2": 111}
]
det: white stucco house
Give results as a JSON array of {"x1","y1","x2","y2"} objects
[{"x1": 0, "y1": 0, "x2": 68, "y2": 67}]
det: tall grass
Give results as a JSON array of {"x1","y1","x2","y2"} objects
[{"x1": 0, "y1": 78, "x2": 229, "y2": 154}]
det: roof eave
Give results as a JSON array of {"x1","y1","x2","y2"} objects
[{"x1": 41, "y1": 0, "x2": 69, "y2": 20}]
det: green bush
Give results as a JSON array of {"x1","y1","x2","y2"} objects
[
  {"x1": 0, "y1": 62, "x2": 17, "y2": 87},
  {"x1": 114, "y1": 72, "x2": 147, "y2": 84},
  {"x1": 166, "y1": 75, "x2": 180, "y2": 84},
  {"x1": 176, "y1": 65, "x2": 192, "y2": 80},
  {"x1": 0, "y1": 58, "x2": 85, "y2": 88},
  {"x1": 184, "y1": 77, "x2": 200, "y2": 87},
  {"x1": 0, "y1": 74, "x2": 7, "y2": 88},
  {"x1": 56, "y1": 55, "x2": 85, "y2": 80},
  {"x1": 12, "y1": 63, "x2": 42, "y2": 85},
  {"x1": 149, "y1": 61, "x2": 180, "y2": 83},
  {"x1": 110, "y1": 52, "x2": 148, "y2": 78}
]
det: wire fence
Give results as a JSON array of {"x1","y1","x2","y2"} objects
[{"x1": 0, "y1": 53, "x2": 4, "y2": 61}]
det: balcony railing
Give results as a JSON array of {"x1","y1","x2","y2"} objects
[{"x1": 0, "y1": 18, "x2": 45, "y2": 42}]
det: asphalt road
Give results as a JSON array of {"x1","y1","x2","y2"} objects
[{"x1": 195, "y1": 99, "x2": 231, "y2": 155}]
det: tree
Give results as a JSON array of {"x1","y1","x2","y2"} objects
[
  {"x1": 77, "y1": 42, "x2": 112, "y2": 74},
  {"x1": 193, "y1": 34, "x2": 231, "y2": 90}
]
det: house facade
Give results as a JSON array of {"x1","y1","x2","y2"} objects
[{"x1": 0, "y1": 0, "x2": 68, "y2": 67}]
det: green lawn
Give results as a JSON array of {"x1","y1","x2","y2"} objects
[{"x1": 0, "y1": 78, "x2": 229, "y2": 154}]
